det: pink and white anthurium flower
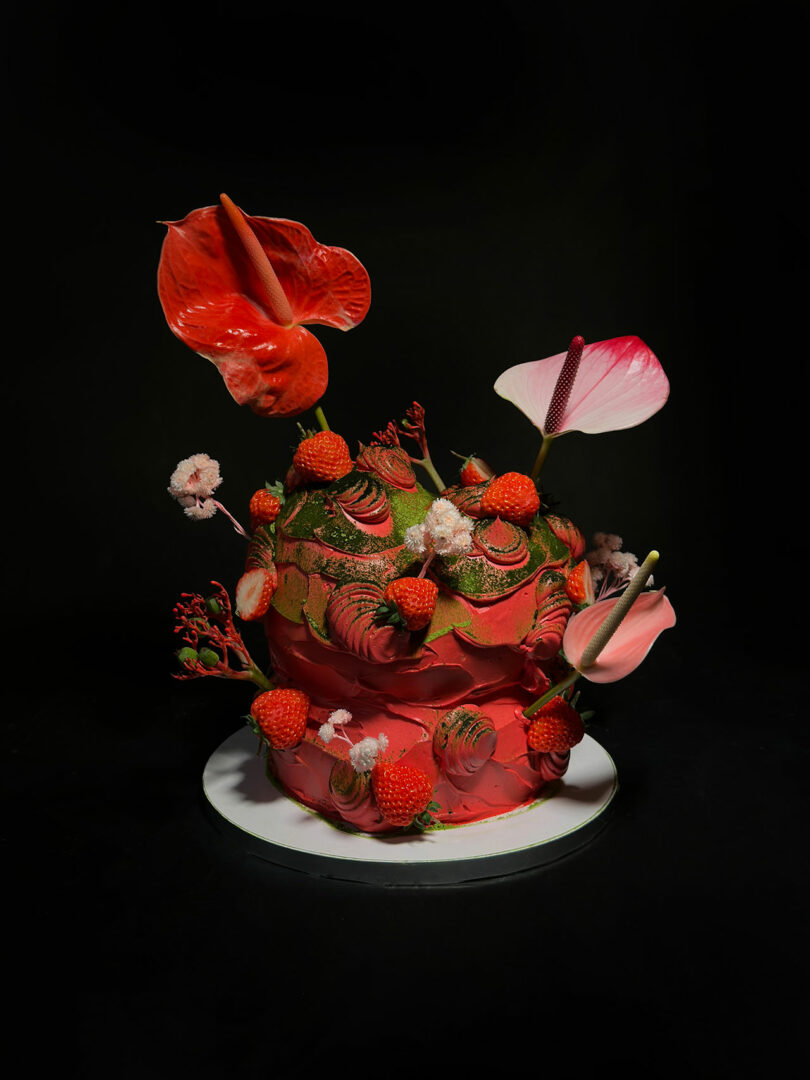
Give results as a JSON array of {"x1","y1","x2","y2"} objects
[
  {"x1": 494, "y1": 335, "x2": 669, "y2": 439},
  {"x1": 563, "y1": 588, "x2": 677, "y2": 683}
]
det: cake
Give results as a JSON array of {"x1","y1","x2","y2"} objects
[{"x1": 161, "y1": 194, "x2": 676, "y2": 835}]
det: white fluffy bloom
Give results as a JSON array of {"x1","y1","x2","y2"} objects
[
  {"x1": 168, "y1": 453, "x2": 223, "y2": 502},
  {"x1": 349, "y1": 733, "x2": 389, "y2": 773},
  {"x1": 406, "y1": 498, "x2": 474, "y2": 560},
  {"x1": 626, "y1": 561, "x2": 652, "y2": 587},
  {"x1": 586, "y1": 533, "x2": 651, "y2": 595},
  {"x1": 591, "y1": 532, "x2": 623, "y2": 553},
  {"x1": 328, "y1": 709, "x2": 352, "y2": 726},
  {"x1": 183, "y1": 498, "x2": 217, "y2": 520},
  {"x1": 318, "y1": 722, "x2": 335, "y2": 744},
  {"x1": 605, "y1": 550, "x2": 638, "y2": 577},
  {"x1": 404, "y1": 523, "x2": 429, "y2": 556}
]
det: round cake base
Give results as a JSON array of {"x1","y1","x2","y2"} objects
[{"x1": 202, "y1": 728, "x2": 618, "y2": 884}]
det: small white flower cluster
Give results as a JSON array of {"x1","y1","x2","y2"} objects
[
  {"x1": 349, "y1": 734, "x2": 389, "y2": 773},
  {"x1": 317, "y1": 709, "x2": 389, "y2": 773},
  {"x1": 317, "y1": 709, "x2": 353, "y2": 744},
  {"x1": 168, "y1": 453, "x2": 223, "y2": 520},
  {"x1": 586, "y1": 533, "x2": 651, "y2": 597},
  {"x1": 404, "y1": 498, "x2": 474, "y2": 559}
]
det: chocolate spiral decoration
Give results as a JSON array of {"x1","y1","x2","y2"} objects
[
  {"x1": 245, "y1": 524, "x2": 276, "y2": 570},
  {"x1": 434, "y1": 706, "x2": 497, "y2": 775},
  {"x1": 440, "y1": 483, "x2": 487, "y2": 518},
  {"x1": 472, "y1": 518, "x2": 529, "y2": 565},
  {"x1": 329, "y1": 759, "x2": 372, "y2": 813},
  {"x1": 524, "y1": 570, "x2": 572, "y2": 659},
  {"x1": 544, "y1": 514, "x2": 586, "y2": 561},
  {"x1": 355, "y1": 444, "x2": 417, "y2": 490},
  {"x1": 326, "y1": 582, "x2": 406, "y2": 661},
  {"x1": 538, "y1": 750, "x2": 570, "y2": 782},
  {"x1": 332, "y1": 473, "x2": 391, "y2": 523}
]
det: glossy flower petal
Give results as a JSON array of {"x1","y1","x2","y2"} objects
[
  {"x1": 157, "y1": 203, "x2": 371, "y2": 418},
  {"x1": 563, "y1": 588, "x2": 676, "y2": 683},
  {"x1": 494, "y1": 336, "x2": 669, "y2": 436}
]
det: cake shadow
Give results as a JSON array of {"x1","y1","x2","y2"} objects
[{"x1": 206, "y1": 750, "x2": 287, "y2": 806}]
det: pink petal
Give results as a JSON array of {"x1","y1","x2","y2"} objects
[
  {"x1": 494, "y1": 336, "x2": 669, "y2": 435},
  {"x1": 563, "y1": 589, "x2": 676, "y2": 683}
]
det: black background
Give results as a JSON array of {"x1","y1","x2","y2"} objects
[{"x1": 7, "y1": 2, "x2": 806, "y2": 1074}]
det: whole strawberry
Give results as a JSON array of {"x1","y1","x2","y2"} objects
[
  {"x1": 480, "y1": 472, "x2": 540, "y2": 528},
  {"x1": 292, "y1": 431, "x2": 353, "y2": 483},
  {"x1": 565, "y1": 560, "x2": 595, "y2": 606},
  {"x1": 527, "y1": 697, "x2": 584, "y2": 753},
  {"x1": 371, "y1": 762, "x2": 434, "y2": 827},
  {"x1": 380, "y1": 577, "x2": 438, "y2": 631},
  {"x1": 249, "y1": 488, "x2": 282, "y2": 531},
  {"x1": 459, "y1": 454, "x2": 495, "y2": 486},
  {"x1": 250, "y1": 688, "x2": 310, "y2": 749}
]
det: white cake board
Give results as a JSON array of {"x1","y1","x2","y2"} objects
[{"x1": 202, "y1": 728, "x2": 618, "y2": 884}]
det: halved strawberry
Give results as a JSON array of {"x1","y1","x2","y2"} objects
[
  {"x1": 235, "y1": 566, "x2": 277, "y2": 620},
  {"x1": 459, "y1": 454, "x2": 495, "y2": 486},
  {"x1": 565, "y1": 560, "x2": 595, "y2": 606}
]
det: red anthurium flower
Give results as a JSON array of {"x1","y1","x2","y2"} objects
[
  {"x1": 494, "y1": 335, "x2": 669, "y2": 437},
  {"x1": 157, "y1": 194, "x2": 371, "y2": 418},
  {"x1": 563, "y1": 587, "x2": 676, "y2": 683}
]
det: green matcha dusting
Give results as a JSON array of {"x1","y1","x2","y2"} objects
[{"x1": 270, "y1": 464, "x2": 576, "y2": 643}]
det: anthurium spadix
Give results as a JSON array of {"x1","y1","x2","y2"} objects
[
  {"x1": 494, "y1": 336, "x2": 670, "y2": 478},
  {"x1": 157, "y1": 194, "x2": 371, "y2": 419},
  {"x1": 563, "y1": 586, "x2": 677, "y2": 684}
]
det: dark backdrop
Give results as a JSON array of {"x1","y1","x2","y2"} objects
[{"x1": 7, "y1": 2, "x2": 806, "y2": 1074}]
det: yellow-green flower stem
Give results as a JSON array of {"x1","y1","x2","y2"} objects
[
  {"x1": 250, "y1": 667, "x2": 273, "y2": 691},
  {"x1": 531, "y1": 433, "x2": 555, "y2": 481},
  {"x1": 232, "y1": 667, "x2": 273, "y2": 691},
  {"x1": 417, "y1": 457, "x2": 446, "y2": 494},
  {"x1": 579, "y1": 550, "x2": 659, "y2": 668},
  {"x1": 314, "y1": 405, "x2": 330, "y2": 432},
  {"x1": 523, "y1": 669, "x2": 580, "y2": 717}
]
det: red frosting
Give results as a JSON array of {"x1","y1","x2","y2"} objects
[{"x1": 256, "y1": 473, "x2": 584, "y2": 833}]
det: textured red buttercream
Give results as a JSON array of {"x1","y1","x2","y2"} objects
[{"x1": 258, "y1": 474, "x2": 583, "y2": 833}]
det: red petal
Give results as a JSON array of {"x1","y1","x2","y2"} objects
[
  {"x1": 158, "y1": 205, "x2": 370, "y2": 333},
  {"x1": 216, "y1": 324, "x2": 328, "y2": 418},
  {"x1": 244, "y1": 215, "x2": 371, "y2": 330},
  {"x1": 157, "y1": 204, "x2": 369, "y2": 417}
]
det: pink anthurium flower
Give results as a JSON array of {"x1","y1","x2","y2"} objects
[
  {"x1": 523, "y1": 550, "x2": 675, "y2": 717},
  {"x1": 563, "y1": 587, "x2": 677, "y2": 683},
  {"x1": 157, "y1": 194, "x2": 371, "y2": 418},
  {"x1": 494, "y1": 335, "x2": 669, "y2": 438}
]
